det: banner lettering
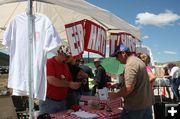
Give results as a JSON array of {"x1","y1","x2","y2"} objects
[
  {"x1": 65, "y1": 20, "x2": 84, "y2": 57},
  {"x1": 84, "y1": 20, "x2": 106, "y2": 57},
  {"x1": 109, "y1": 32, "x2": 137, "y2": 56}
]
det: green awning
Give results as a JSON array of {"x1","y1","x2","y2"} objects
[{"x1": 85, "y1": 57, "x2": 124, "y2": 75}]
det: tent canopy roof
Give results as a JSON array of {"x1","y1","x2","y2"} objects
[{"x1": 0, "y1": 0, "x2": 140, "y2": 42}]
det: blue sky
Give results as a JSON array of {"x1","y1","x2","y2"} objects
[{"x1": 86, "y1": 0, "x2": 180, "y2": 63}]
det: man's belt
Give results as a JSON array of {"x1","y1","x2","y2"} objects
[{"x1": 46, "y1": 97, "x2": 63, "y2": 102}]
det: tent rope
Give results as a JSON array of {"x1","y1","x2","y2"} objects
[
  {"x1": 3, "y1": 2, "x2": 21, "y2": 28},
  {"x1": 0, "y1": 2, "x2": 21, "y2": 36}
]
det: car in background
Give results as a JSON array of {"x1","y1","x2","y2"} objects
[{"x1": 0, "y1": 66, "x2": 9, "y2": 75}]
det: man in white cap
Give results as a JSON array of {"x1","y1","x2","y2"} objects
[
  {"x1": 109, "y1": 44, "x2": 153, "y2": 119},
  {"x1": 39, "y1": 45, "x2": 81, "y2": 115}
]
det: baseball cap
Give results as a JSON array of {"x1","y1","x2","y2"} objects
[
  {"x1": 57, "y1": 45, "x2": 71, "y2": 56},
  {"x1": 112, "y1": 44, "x2": 130, "y2": 57}
]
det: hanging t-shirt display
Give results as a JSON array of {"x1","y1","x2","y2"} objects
[{"x1": 3, "y1": 12, "x2": 62, "y2": 100}]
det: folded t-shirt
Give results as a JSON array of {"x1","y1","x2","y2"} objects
[{"x1": 71, "y1": 111, "x2": 98, "y2": 119}]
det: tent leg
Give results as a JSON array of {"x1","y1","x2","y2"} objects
[{"x1": 27, "y1": 0, "x2": 34, "y2": 118}]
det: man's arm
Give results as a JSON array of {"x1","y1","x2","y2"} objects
[
  {"x1": 88, "y1": 68, "x2": 94, "y2": 78},
  {"x1": 108, "y1": 84, "x2": 134, "y2": 99},
  {"x1": 77, "y1": 70, "x2": 88, "y2": 79},
  {"x1": 164, "y1": 75, "x2": 171, "y2": 78},
  {"x1": 47, "y1": 76, "x2": 81, "y2": 89}
]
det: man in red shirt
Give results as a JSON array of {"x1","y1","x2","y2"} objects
[{"x1": 39, "y1": 45, "x2": 81, "y2": 115}]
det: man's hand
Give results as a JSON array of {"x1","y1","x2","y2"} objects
[
  {"x1": 69, "y1": 82, "x2": 81, "y2": 89},
  {"x1": 108, "y1": 84, "x2": 134, "y2": 99}
]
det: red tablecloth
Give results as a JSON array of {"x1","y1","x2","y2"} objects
[
  {"x1": 50, "y1": 96, "x2": 123, "y2": 119},
  {"x1": 51, "y1": 107, "x2": 122, "y2": 119},
  {"x1": 80, "y1": 96, "x2": 123, "y2": 109}
]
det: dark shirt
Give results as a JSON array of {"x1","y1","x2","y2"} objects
[
  {"x1": 68, "y1": 63, "x2": 81, "y2": 82},
  {"x1": 79, "y1": 64, "x2": 94, "y2": 91},
  {"x1": 94, "y1": 65, "x2": 107, "y2": 89},
  {"x1": 79, "y1": 64, "x2": 94, "y2": 78}
]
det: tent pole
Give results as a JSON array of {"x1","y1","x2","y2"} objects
[
  {"x1": 88, "y1": 52, "x2": 90, "y2": 63},
  {"x1": 27, "y1": 0, "x2": 34, "y2": 118},
  {"x1": 139, "y1": 40, "x2": 142, "y2": 47}
]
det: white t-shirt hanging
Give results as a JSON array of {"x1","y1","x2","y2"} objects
[{"x1": 3, "y1": 12, "x2": 62, "y2": 100}]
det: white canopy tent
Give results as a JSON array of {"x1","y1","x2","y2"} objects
[
  {"x1": 0, "y1": 0, "x2": 140, "y2": 45},
  {"x1": 0, "y1": 0, "x2": 140, "y2": 118}
]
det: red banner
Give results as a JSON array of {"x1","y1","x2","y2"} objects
[
  {"x1": 84, "y1": 20, "x2": 107, "y2": 57},
  {"x1": 65, "y1": 19, "x2": 107, "y2": 57},
  {"x1": 109, "y1": 32, "x2": 137, "y2": 56},
  {"x1": 65, "y1": 20, "x2": 84, "y2": 58}
]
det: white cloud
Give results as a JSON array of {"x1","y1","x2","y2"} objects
[
  {"x1": 157, "y1": 52, "x2": 161, "y2": 55},
  {"x1": 142, "y1": 35, "x2": 149, "y2": 39},
  {"x1": 136, "y1": 10, "x2": 180, "y2": 27},
  {"x1": 163, "y1": 50, "x2": 176, "y2": 55}
]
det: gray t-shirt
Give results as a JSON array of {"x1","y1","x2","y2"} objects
[{"x1": 123, "y1": 55, "x2": 152, "y2": 110}]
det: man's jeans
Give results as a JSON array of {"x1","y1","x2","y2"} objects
[
  {"x1": 39, "y1": 97, "x2": 66, "y2": 115},
  {"x1": 170, "y1": 78, "x2": 180, "y2": 100},
  {"x1": 121, "y1": 107, "x2": 152, "y2": 119}
]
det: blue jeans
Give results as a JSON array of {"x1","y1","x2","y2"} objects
[
  {"x1": 170, "y1": 78, "x2": 180, "y2": 100},
  {"x1": 121, "y1": 107, "x2": 152, "y2": 119},
  {"x1": 39, "y1": 97, "x2": 67, "y2": 115}
]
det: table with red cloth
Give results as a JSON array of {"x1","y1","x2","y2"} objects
[{"x1": 50, "y1": 96, "x2": 123, "y2": 119}]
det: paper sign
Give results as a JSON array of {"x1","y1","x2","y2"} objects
[{"x1": 98, "y1": 87, "x2": 108, "y2": 100}]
